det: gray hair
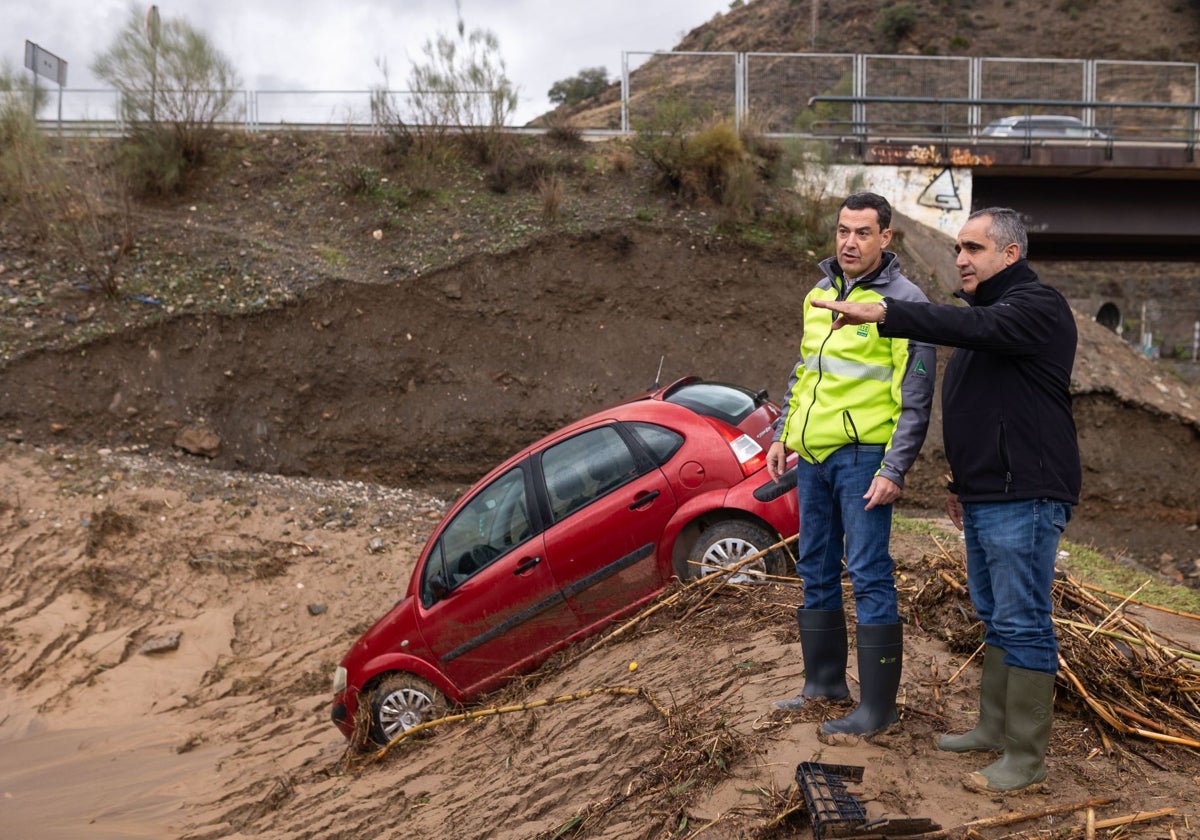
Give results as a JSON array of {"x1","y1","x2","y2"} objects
[{"x1": 969, "y1": 207, "x2": 1028, "y2": 258}]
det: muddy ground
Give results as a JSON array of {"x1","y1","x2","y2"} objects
[
  {"x1": 0, "y1": 444, "x2": 1197, "y2": 840},
  {"x1": 2, "y1": 218, "x2": 1199, "y2": 839}
]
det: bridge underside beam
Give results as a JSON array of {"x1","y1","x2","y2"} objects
[{"x1": 973, "y1": 176, "x2": 1200, "y2": 261}]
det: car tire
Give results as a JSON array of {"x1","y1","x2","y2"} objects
[
  {"x1": 685, "y1": 521, "x2": 790, "y2": 582},
  {"x1": 366, "y1": 673, "x2": 448, "y2": 746}
]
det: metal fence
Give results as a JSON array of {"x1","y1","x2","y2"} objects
[
  {"x1": 621, "y1": 51, "x2": 1200, "y2": 143},
  {"x1": 28, "y1": 52, "x2": 1200, "y2": 144}
]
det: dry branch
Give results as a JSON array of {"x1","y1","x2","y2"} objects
[
  {"x1": 906, "y1": 797, "x2": 1116, "y2": 839},
  {"x1": 370, "y1": 685, "x2": 661, "y2": 762}
]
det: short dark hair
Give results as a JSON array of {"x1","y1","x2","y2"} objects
[
  {"x1": 969, "y1": 206, "x2": 1028, "y2": 258},
  {"x1": 840, "y1": 192, "x2": 892, "y2": 232}
]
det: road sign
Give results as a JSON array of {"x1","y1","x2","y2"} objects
[
  {"x1": 146, "y1": 5, "x2": 161, "y2": 49},
  {"x1": 24, "y1": 40, "x2": 68, "y2": 87}
]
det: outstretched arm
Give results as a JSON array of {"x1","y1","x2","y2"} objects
[{"x1": 810, "y1": 297, "x2": 886, "y2": 329}]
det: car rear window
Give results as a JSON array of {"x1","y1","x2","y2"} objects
[
  {"x1": 663, "y1": 381, "x2": 760, "y2": 426},
  {"x1": 627, "y1": 422, "x2": 684, "y2": 466}
]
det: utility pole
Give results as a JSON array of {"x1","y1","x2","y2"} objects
[
  {"x1": 811, "y1": 0, "x2": 819, "y2": 49},
  {"x1": 146, "y1": 5, "x2": 161, "y2": 123}
]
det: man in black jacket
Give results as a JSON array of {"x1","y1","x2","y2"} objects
[{"x1": 811, "y1": 207, "x2": 1080, "y2": 794}]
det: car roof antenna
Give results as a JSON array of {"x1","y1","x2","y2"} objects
[{"x1": 650, "y1": 355, "x2": 666, "y2": 391}]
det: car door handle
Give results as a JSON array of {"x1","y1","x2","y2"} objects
[
  {"x1": 629, "y1": 490, "x2": 660, "y2": 510},
  {"x1": 514, "y1": 556, "x2": 542, "y2": 575}
]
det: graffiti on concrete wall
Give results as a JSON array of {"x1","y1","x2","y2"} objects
[
  {"x1": 917, "y1": 168, "x2": 962, "y2": 211},
  {"x1": 797, "y1": 164, "x2": 972, "y2": 238}
]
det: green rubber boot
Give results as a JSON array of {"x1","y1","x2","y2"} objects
[
  {"x1": 963, "y1": 666, "x2": 1055, "y2": 793},
  {"x1": 773, "y1": 609, "x2": 850, "y2": 710},
  {"x1": 938, "y1": 645, "x2": 1008, "y2": 753}
]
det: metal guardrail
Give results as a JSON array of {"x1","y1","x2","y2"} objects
[
  {"x1": 28, "y1": 52, "x2": 1200, "y2": 156},
  {"x1": 804, "y1": 95, "x2": 1200, "y2": 159}
]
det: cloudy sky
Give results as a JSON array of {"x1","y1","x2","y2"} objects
[{"x1": 6, "y1": 0, "x2": 734, "y2": 124}]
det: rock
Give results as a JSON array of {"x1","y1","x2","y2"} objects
[
  {"x1": 175, "y1": 424, "x2": 222, "y2": 458},
  {"x1": 368, "y1": 537, "x2": 386, "y2": 553},
  {"x1": 140, "y1": 631, "x2": 182, "y2": 655},
  {"x1": 307, "y1": 603, "x2": 327, "y2": 616}
]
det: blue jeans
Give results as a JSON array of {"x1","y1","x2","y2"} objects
[
  {"x1": 962, "y1": 499, "x2": 1072, "y2": 674},
  {"x1": 795, "y1": 444, "x2": 898, "y2": 625}
]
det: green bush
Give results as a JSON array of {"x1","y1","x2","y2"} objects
[
  {"x1": 879, "y1": 3, "x2": 919, "y2": 46},
  {"x1": 547, "y1": 67, "x2": 608, "y2": 108},
  {"x1": 630, "y1": 95, "x2": 715, "y2": 195}
]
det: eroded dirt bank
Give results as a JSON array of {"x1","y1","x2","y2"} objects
[{"x1": 2, "y1": 224, "x2": 1197, "y2": 579}]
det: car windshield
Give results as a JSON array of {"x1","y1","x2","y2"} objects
[{"x1": 663, "y1": 381, "x2": 760, "y2": 426}]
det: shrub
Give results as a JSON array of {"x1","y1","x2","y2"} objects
[
  {"x1": 372, "y1": 6, "x2": 517, "y2": 168},
  {"x1": 116, "y1": 127, "x2": 187, "y2": 196},
  {"x1": 1, "y1": 72, "x2": 133, "y2": 297},
  {"x1": 681, "y1": 120, "x2": 745, "y2": 204},
  {"x1": 538, "y1": 173, "x2": 564, "y2": 222},
  {"x1": 92, "y1": 4, "x2": 242, "y2": 177},
  {"x1": 544, "y1": 116, "x2": 584, "y2": 147},
  {"x1": 879, "y1": 3, "x2": 919, "y2": 46},
  {"x1": 337, "y1": 162, "x2": 383, "y2": 196},
  {"x1": 630, "y1": 95, "x2": 716, "y2": 195}
]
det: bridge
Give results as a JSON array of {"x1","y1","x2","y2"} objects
[
  {"x1": 802, "y1": 94, "x2": 1199, "y2": 261},
  {"x1": 615, "y1": 51, "x2": 1200, "y2": 262}
]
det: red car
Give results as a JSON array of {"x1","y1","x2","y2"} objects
[{"x1": 330, "y1": 377, "x2": 799, "y2": 746}]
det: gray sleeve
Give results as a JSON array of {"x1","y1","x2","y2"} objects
[
  {"x1": 877, "y1": 338, "x2": 936, "y2": 487},
  {"x1": 772, "y1": 358, "x2": 803, "y2": 443}
]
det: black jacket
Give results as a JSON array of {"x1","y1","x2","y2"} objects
[{"x1": 881, "y1": 260, "x2": 1081, "y2": 504}]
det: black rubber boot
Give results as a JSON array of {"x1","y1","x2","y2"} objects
[
  {"x1": 963, "y1": 666, "x2": 1055, "y2": 793},
  {"x1": 820, "y1": 622, "x2": 903, "y2": 737},
  {"x1": 773, "y1": 608, "x2": 849, "y2": 710},
  {"x1": 938, "y1": 644, "x2": 1008, "y2": 753}
]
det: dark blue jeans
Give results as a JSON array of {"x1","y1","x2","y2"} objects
[
  {"x1": 795, "y1": 444, "x2": 899, "y2": 625},
  {"x1": 962, "y1": 499, "x2": 1072, "y2": 674}
]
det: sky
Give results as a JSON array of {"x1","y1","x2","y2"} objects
[{"x1": 6, "y1": 0, "x2": 735, "y2": 124}]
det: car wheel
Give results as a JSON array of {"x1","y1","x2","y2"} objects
[
  {"x1": 367, "y1": 673, "x2": 448, "y2": 746},
  {"x1": 686, "y1": 521, "x2": 789, "y2": 583}
]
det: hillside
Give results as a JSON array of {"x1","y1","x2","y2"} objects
[
  {"x1": 550, "y1": 0, "x2": 1200, "y2": 129},
  {"x1": 681, "y1": 0, "x2": 1200, "y2": 60}
]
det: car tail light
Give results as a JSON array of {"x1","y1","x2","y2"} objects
[{"x1": 706, "y1": 417, "x2": 767, "y2": 477}]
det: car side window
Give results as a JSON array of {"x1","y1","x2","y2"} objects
[
  {"x1": 627, "y1": 421, "x2": 684, "y2": 466},
  {"x1": 541, "y1": 426, "x2": 637, "y2": 522},
  {"x1": 422, "y1": 466, "x2": 530, "y2": 603}
]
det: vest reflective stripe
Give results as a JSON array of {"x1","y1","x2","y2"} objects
[{"x1": 805, "y1": 353, "x2": 893, "y2": 382}]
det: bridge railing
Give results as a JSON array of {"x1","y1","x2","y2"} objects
[
  {"x1": 621, "y1": 52, "x2": 1200, "y2": 144},
  {"x1": 803, "y1": 95, "x2": 1200, "y2": 158}
]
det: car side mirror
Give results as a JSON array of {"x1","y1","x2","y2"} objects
[{"x1": 428, "y1": 573, "x2": 451, "y2": 602}]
